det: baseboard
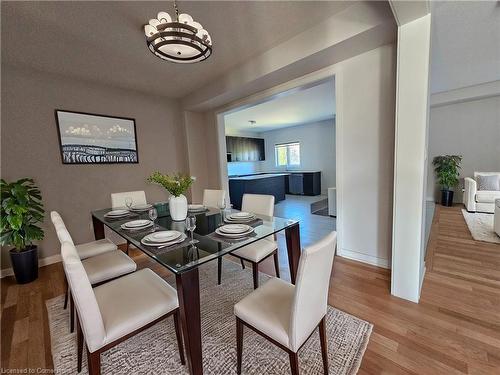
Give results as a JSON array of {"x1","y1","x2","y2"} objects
[
  {"x1": 337, "y1": 248, "x2": 391, "y2": 269},
  {"x1": 0, "y1": 254, "x2": 62, "y2": 278}
]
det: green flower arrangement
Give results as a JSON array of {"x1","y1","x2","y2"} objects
[{"x1": 147, "y1": 172, "x2": 195, "y2": 197}]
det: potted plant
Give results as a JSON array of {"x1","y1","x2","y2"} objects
[
  {"x1": 432, "y1": 155, "x2": 462, "y2": 207},
  {"x1": 0, "y1": 178, "x2": 45, "y2": 284},
  {"x1": 147, "y1": 172, "x2": 195, "y2": 221}
]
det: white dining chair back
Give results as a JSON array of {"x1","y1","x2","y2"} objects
[
  {"x1": 289, "y1": 231, "x2": 337, "y2": 351},
  {"x1": 241, "y1": 194, "x2": 274, "y2": 217},
  {"x1": 50, "y1": 211, "x2": 74, "y2": 245},
  {"x1": 202, "y1": 189, "x2": 226, "y2": 208},
  {"x1": 111, "y1": 191, "x2": 147, "y2": 208},
  {"x1": 61, "y1": 241, "x2": 106, "y2": 352}
]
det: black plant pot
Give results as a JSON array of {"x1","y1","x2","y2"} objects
[
  {"x1": 9, "y1": 245, "x2": 38, "y2": 284},
  {"x1": 441, "y1": 190, "x2": 454, "y2": 207}
]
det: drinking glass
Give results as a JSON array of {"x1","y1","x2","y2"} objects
[
  {"x1": 217, "y1": 197, "x2": 226, "y2": 223},
  {"x1": 125, "y1": 197, "x2": 133, "y2": 210},
  {"x1": 148, "y1": 207, "x2": 158, "y2": 230},
  {"x1": 185, "y1": 216, "x2": 198, "y2": 245}
]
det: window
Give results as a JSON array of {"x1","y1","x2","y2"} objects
[{"x1": 275, "y1": 142, "x2": 300, "y2": 167}]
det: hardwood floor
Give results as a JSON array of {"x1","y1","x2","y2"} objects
[{"x1": 1, "y1": 205, "x2": 499, "y2": 373}]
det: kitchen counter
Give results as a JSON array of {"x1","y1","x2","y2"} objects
[{"x1": 229, "y1": 173, "x2": 290, "y2": 180}]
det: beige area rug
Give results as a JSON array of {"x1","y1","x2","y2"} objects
[
  {"x1": 462, "y1": 209, "x2": 500, "y2": 244},
  {"x1": 46, "y1": 261, "x2": 372, "y2": 374}
]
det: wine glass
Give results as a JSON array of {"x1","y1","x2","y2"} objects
[
  {"x1": 124, "y1": 197, "x2": 133, "y2": 210},
  {"x1": 217, "y1": 196, "x2": 226, "y2": 223},
  {"x1": 185, "y1": 216, "x2": 198, "y2": 245},
  {"x1": 148, "y1": 207, "x2": 158, "y2": 230}
]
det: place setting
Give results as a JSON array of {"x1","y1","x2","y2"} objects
[
  {"x1": 224, "y1": 211, "x2": 258, "y2": 224},
  {"x1": 188, "y1": 204, "x2": 208, "y2": 213},
  {"x1": 104, "y1": 208, "x2": 131, "y2": 220},
  {"x1": 213, "y1": 223, "x2": 256, "y2": 242}
]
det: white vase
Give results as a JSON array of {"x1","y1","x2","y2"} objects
[{"x1": 169, "y1": 194, "x2": 188, "y2": 221}]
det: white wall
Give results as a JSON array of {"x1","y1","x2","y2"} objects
[
  {"x1": 391, "y1": 14, "x2": 431, "y2": 303},
  {"x1": 338, "y1": 44, "x2": 396, "y2": 269},
  {"x1": 427, "y1": 95, "x2": 500, "y2": 202},
  {"x1": 260, "y1": 119, "x2": 336, "y2": 192}
]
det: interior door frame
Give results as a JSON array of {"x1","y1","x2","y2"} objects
[{"x1": 212, "y1": 65, "x2": 344, "y2": 253}]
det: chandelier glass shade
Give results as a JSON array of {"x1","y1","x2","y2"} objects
[{"x1": 144, "y1": 3, "x2": 212, "y2": 63}]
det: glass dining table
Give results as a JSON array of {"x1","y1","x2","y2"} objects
[{"x1": 91, "y1": 206, "x2": 302, "y2": 375}]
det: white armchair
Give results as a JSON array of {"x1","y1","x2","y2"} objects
[{"x1": 463, "y1": 172, "x2": 500, "y2": 213}]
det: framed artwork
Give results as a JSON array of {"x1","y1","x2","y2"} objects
[{"x1": 55, "y1": 110, "x2": 139, "y2": 164}]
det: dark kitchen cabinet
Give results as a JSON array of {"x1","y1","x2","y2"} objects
[
  {"x1": 285, "y1": 172, "x2": 321, "y2": 196},
  {"x1": 226, "y1": 136, "x2": 265, "y2": 162}
]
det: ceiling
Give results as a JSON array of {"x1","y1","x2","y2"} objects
[
  {"x1": 430, "y1": 1, "x2": 500, "y2": 93},
  {"x1": 224, "y1": 80, "x2": 335, "y2": 134},
  {"x1": 1, "y1": 1, "x2": 353, "y2": 99}
]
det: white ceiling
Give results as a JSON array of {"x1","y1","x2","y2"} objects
[
  {"x1": 224, "y1": 80, "x2": 335, "y2": 134},
  {"x1": 1, "y1": 1, "x2": 353, "y2": 99},
  {"x1": 430, "y1": 1, "x2": 500, "y2": 93}
]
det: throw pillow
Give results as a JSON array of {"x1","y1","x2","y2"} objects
[{"x1": 476, "y1": 174, "x2": 500, "y2": 191}]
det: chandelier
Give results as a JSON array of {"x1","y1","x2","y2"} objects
[{"x1": 144, "y1": 0, "x2": 212, "y2": 63}]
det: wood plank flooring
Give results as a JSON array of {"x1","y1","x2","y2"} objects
[{"x1": 1, "y1": 204, "x2": 499, "y2": 373}]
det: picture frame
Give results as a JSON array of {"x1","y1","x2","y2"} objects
[{"x1": 55, "y1": 110, "x2": 139, "y2": 164}]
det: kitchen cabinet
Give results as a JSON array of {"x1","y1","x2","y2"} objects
[{"x1": 226, "y1": 136, "x2": 265, "y2": 162}]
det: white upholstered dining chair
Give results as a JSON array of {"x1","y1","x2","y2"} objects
[
  {"x1": 202, "y1": 189, "x2": 226, "y2": 208},
  {"x1": 110, "y1": 190, "x2": 147, "y2": 254},
  {"x1": 50, "y1": 211, "x2": 137, "y2": 332},
  {"x1": 218, "y1": 194, "x2": 279, "y2": 289},
  {"x1": 234, "y1": 231, "x2": 337, "y2": 375},
  {"x1": 111, "y1": 190, "x2": 147, "y2": 208},
  {"x1": 60, "y1": 241, "x2": 185, "y2": 375}
]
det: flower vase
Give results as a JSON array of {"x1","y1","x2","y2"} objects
[{"x1": 169, "y1": 194, "x2": 188, "y2": 221}]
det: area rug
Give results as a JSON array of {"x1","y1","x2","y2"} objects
[
  {"x1": 462, "y1": 209, "x2": 500, "y2": 244},
  {"x1": 46, "y1": 261, "x2": 372, "y2": 374}
]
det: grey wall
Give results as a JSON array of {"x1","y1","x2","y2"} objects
[
  {"x1": 1, "y1": 66, "x2": 187, "y2": 269},
  {"x1": 260, "y1": 119, "x2": 336, "y2": 192},
  {"x1": 427, "y1": 95, "x2": 500, "y2": 202}
]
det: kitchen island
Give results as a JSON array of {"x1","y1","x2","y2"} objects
[{"x1": 228, "y1": 173, "x2": 288, "y2": 209}]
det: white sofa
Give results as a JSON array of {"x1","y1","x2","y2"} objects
[
  {"x1": 495, "y1": 199, "x2": 500, "y2": 237},
  {"x1": 464, "y1": 172, "x2": 500, "y2": 213}
]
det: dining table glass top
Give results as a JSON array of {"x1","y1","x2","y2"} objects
[{"x1": 91, "y1": 207, "x2": 298, "y2": 275}]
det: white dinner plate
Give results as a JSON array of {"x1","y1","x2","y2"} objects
[
  {"x1": 141, "y1": 233, "x2": 187, "y2": 247},
  {"x1": 105, "y1": 209, "x2": 129, "y2": 217},
  {"x1": 143, "y1": 230, "x2": 182, "y2": 243},
  {"x1": 123, "y1": 219, "x2": 151, "y2": 228},
  {"x1": 231, "y1": 212, "x2": 254, "y2": 218},
  {"x1": 225, "y1": 215, "x2": 256, "y2": 223},
  {"x1": 215, "y1": 227, "x2": 254, "y2": 238},
  {"x1": 218, "y1": 224, "x2": 251, "y2": 234},
  {"x1": 188, "y1": 204, "x2": 206, "y2": 211},
  {"x1": 131, "y1": 203, "x2": 153, "y2": 211},
  {"x1": 121, "y1": 221, "x2": 153, "y2": 231}
]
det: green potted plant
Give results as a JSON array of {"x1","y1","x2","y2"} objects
[
  {"x1": 147, "y1": 172, "x2": 195, "y2": 221},
  {"x1": 432, "y1": 155, "x2": 462, "y2": 207},
  {"x1": 1, "y1": 178, "x2": 45, "y2": 284}
]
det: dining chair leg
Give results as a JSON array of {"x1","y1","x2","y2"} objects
[
  {"x1": 70, "y1": 293, "x2": 75, "y2": 333},
  {"x1": 289, "y1": 351, "x2": 300, "y2": 375},
  {"x1": 125, "y1": 241, "x2": 130, "y2": 255},
  {"x1": 87, "y1": 349, "x2": 101, "y2": 375},
  {"x1": 273, "y1": 251, "x2": 280, "y2": 278},
  {"x1": 76, "y1": 313, "x2": 83, "y2": 373},
  {"x1": 217, "y1": 257, "x2": 222, "y2": 285},
  {"x1": 240, "y1": 259, "x2": 245, "y2": 269},
  {"x1": 252, "y1": 262, "x2": 259, "y2": 289},
  {"x1": 319, "y1": 317, "x2": 329, "y2": 375},
  {"x1": 173, "y1": 310, "x2": 186, "y2": 365},
  {"x1": 236, "y1": 318, "x2": 244, "y2": 375},
  {"x1": 63, "y1": 276, "x2": 69, "y2": 309}
]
